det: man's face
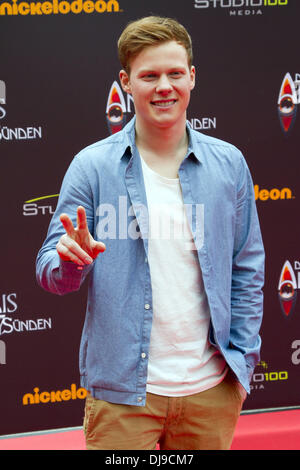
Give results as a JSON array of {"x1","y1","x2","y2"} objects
[{"x1": 119, "y1": 41, "x2": 195, "y2": 132}]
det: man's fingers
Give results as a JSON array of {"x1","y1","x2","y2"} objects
[
  {"x1": 92, "y1": 241, "x2": 106, "y2": 258},
  {"x1": 57, "y1": 242, "x2": 85, "y2": 266},
  {"x1": 57, "y1": 235, "x2": 93, "y2": 265},
  {"x1": 60, "y1": 213, "x2": 76, "y2": 237},
  {"x1": 77, "y1": 206, "x2": 88, "y2": 231},
  {"x1": 58, "y1": 207, "x2": 106, "y2": 263}
]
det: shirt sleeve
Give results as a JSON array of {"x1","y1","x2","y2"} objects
[
  {"x1": 35, "y1": 154, "x2": 95, "y2": 295},
  {"x1": 230, "y1": 151, "x2": 265, "y2": 381}
]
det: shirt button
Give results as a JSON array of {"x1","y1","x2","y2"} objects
[
  {"x1": 144, "y1": 303, "x2": 150, "y2": 310},
  {"x1": 141, "y1": 352, "x2": 146, "y2": 359},
  {"x1": 137, "y1": 397, "x2": 143, "y2": 402}
]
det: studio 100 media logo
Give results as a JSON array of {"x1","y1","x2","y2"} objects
[
  {"x1": 278, "y1": 260, "x2": 300, "y2": 318},
  {"x1": 194, "y1": 0, "x2": 289, "y2": 16}
]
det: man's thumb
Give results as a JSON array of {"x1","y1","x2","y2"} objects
[{"x1": 92, "y1": 241, "x2": 106, "y2": 258}]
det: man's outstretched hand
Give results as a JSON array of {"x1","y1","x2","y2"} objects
[{"x1": 56, "y1": 206, "x2": 106, "y2": 265}]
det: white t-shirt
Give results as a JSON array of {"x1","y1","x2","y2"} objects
[{"x1": 141, "y1": 156, "x2": 227, "y2": 396}]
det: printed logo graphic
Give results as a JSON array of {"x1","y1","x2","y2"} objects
[
  {"x1": 0, "y1": 339, "x2": 6, "y2": 365},
  {"x1": 194, "y1": 0, "x2": 289, "y2": 17},
  {"x1": 278, "y1": 260, "x2": 299, "y2": 317},
  {"x1": 278, "y1": 73, "x2": 300, "y2": 134},
  {"x1": 0, "y1": 0, "x2": 120, "y2": 16},
  {"x1": 0, "y1": 80, "x2": 6, "y2": 120},
  {"x1": 187, "y1": 117, "x2": 217, "y2": 131},
  {"x1": 291, "y1": 339, "x2": 300, "y2": 365},
  {"x1": 106, "y1": 81, "x2": 128, "y2": 135},
  {"x1": 0, "y1": 80, "x2": 43, "y2": 141},
  {"x1": 0, "y1": 292, "x2": 52, "y2": 336},
  {"x1": 254, "y1": 184, "x2": 294, "y2": 202},
  {"x1": 250, "y1": 360, "x2": 288, "y2": 392},
  {"x1": 23, "y1": 194, "x2": 59, "y2": 216},
  {"x1": 22, "y1": 384, "x2": 87, "y2": 405},
  {"x1": 105, "y1": 80, "x2": 135, "y2": 135}
]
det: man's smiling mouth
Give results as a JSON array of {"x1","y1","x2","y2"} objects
[{"x1": 151, "y1": 99, "x2": 177, "y2": 107}]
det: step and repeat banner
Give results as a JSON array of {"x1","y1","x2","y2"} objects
[{"x1": 1, "y1": 0, "x2": 299, "y2": 435}]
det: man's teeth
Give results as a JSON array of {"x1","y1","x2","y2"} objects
[{"x1": 152, "y1": 100, "x2": 176, "y2": 107}]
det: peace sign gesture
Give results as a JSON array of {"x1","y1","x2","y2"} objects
[{"x1": 56, "y1": 206, "x2": 106, "y2": 266}]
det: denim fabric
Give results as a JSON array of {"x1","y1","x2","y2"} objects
[{"x1": 36, "y1": 117, "x2": 264, "y2": 405}]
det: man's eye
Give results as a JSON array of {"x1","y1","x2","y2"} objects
[{"x1": 143, "y1": 74, "x2": 156, "y2": 79}]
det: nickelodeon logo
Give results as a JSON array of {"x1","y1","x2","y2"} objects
[
  {"x1": 0, "y1": 0, "x2": 120, "y2": 16},
  {"x1": 254, "y1": 184, "x2": 293, "y2": 201},
  {"x1": 22, "y1": 384, "x2": 87, "y2": 405}
]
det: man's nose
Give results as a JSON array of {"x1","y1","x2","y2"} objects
[{"x1": 156, "y1": 74, "x2": 173, "y2": 94}]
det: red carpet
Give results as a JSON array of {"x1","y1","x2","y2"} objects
[
  {"x1": 231, "y1": 409, "x2": 300, "y2": 450},
  {"x1": 0, "y1": 409, "x2": 299, "y2": 450}
]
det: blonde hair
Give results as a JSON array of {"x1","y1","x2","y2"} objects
[{"x1": 118, "y1": 16, "x2": 193, "y2": 74}]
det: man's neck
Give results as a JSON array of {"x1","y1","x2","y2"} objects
[
  {"x1": 135, "y1": 117, "x2": 189, "y2": 178},
  {"x1": 135, "y1": 117, "x2": 188, "y2": 156}
]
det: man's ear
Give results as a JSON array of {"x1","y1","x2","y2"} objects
[
  {"x1": 190, "y1": 65, "x2": 196, "y2": 91},
  {"x1": 119, "y1": 70, "x2": 131, "y2": 94}
]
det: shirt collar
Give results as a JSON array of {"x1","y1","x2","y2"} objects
[
  {"x1": 185, "y1": 121, "x2": 202, "y2": 163},
  {"x1": 120, "y1": 116, "x2": 202, "y2": 163},
  {"x1": 120, "y1": 117, "x2": 136, "y2": 160}
]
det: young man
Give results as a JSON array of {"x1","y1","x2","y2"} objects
[{"x1": 36, "y1": 16, "x2": 264, "y2": 450}]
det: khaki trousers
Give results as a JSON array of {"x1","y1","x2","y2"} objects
[{"x1": 83, "y1": 371, "x2": 245, "y2": 450}]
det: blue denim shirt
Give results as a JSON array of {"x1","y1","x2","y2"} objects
[{"x1": 36, "y1": 117, "x2": 264, "y2": 405}]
